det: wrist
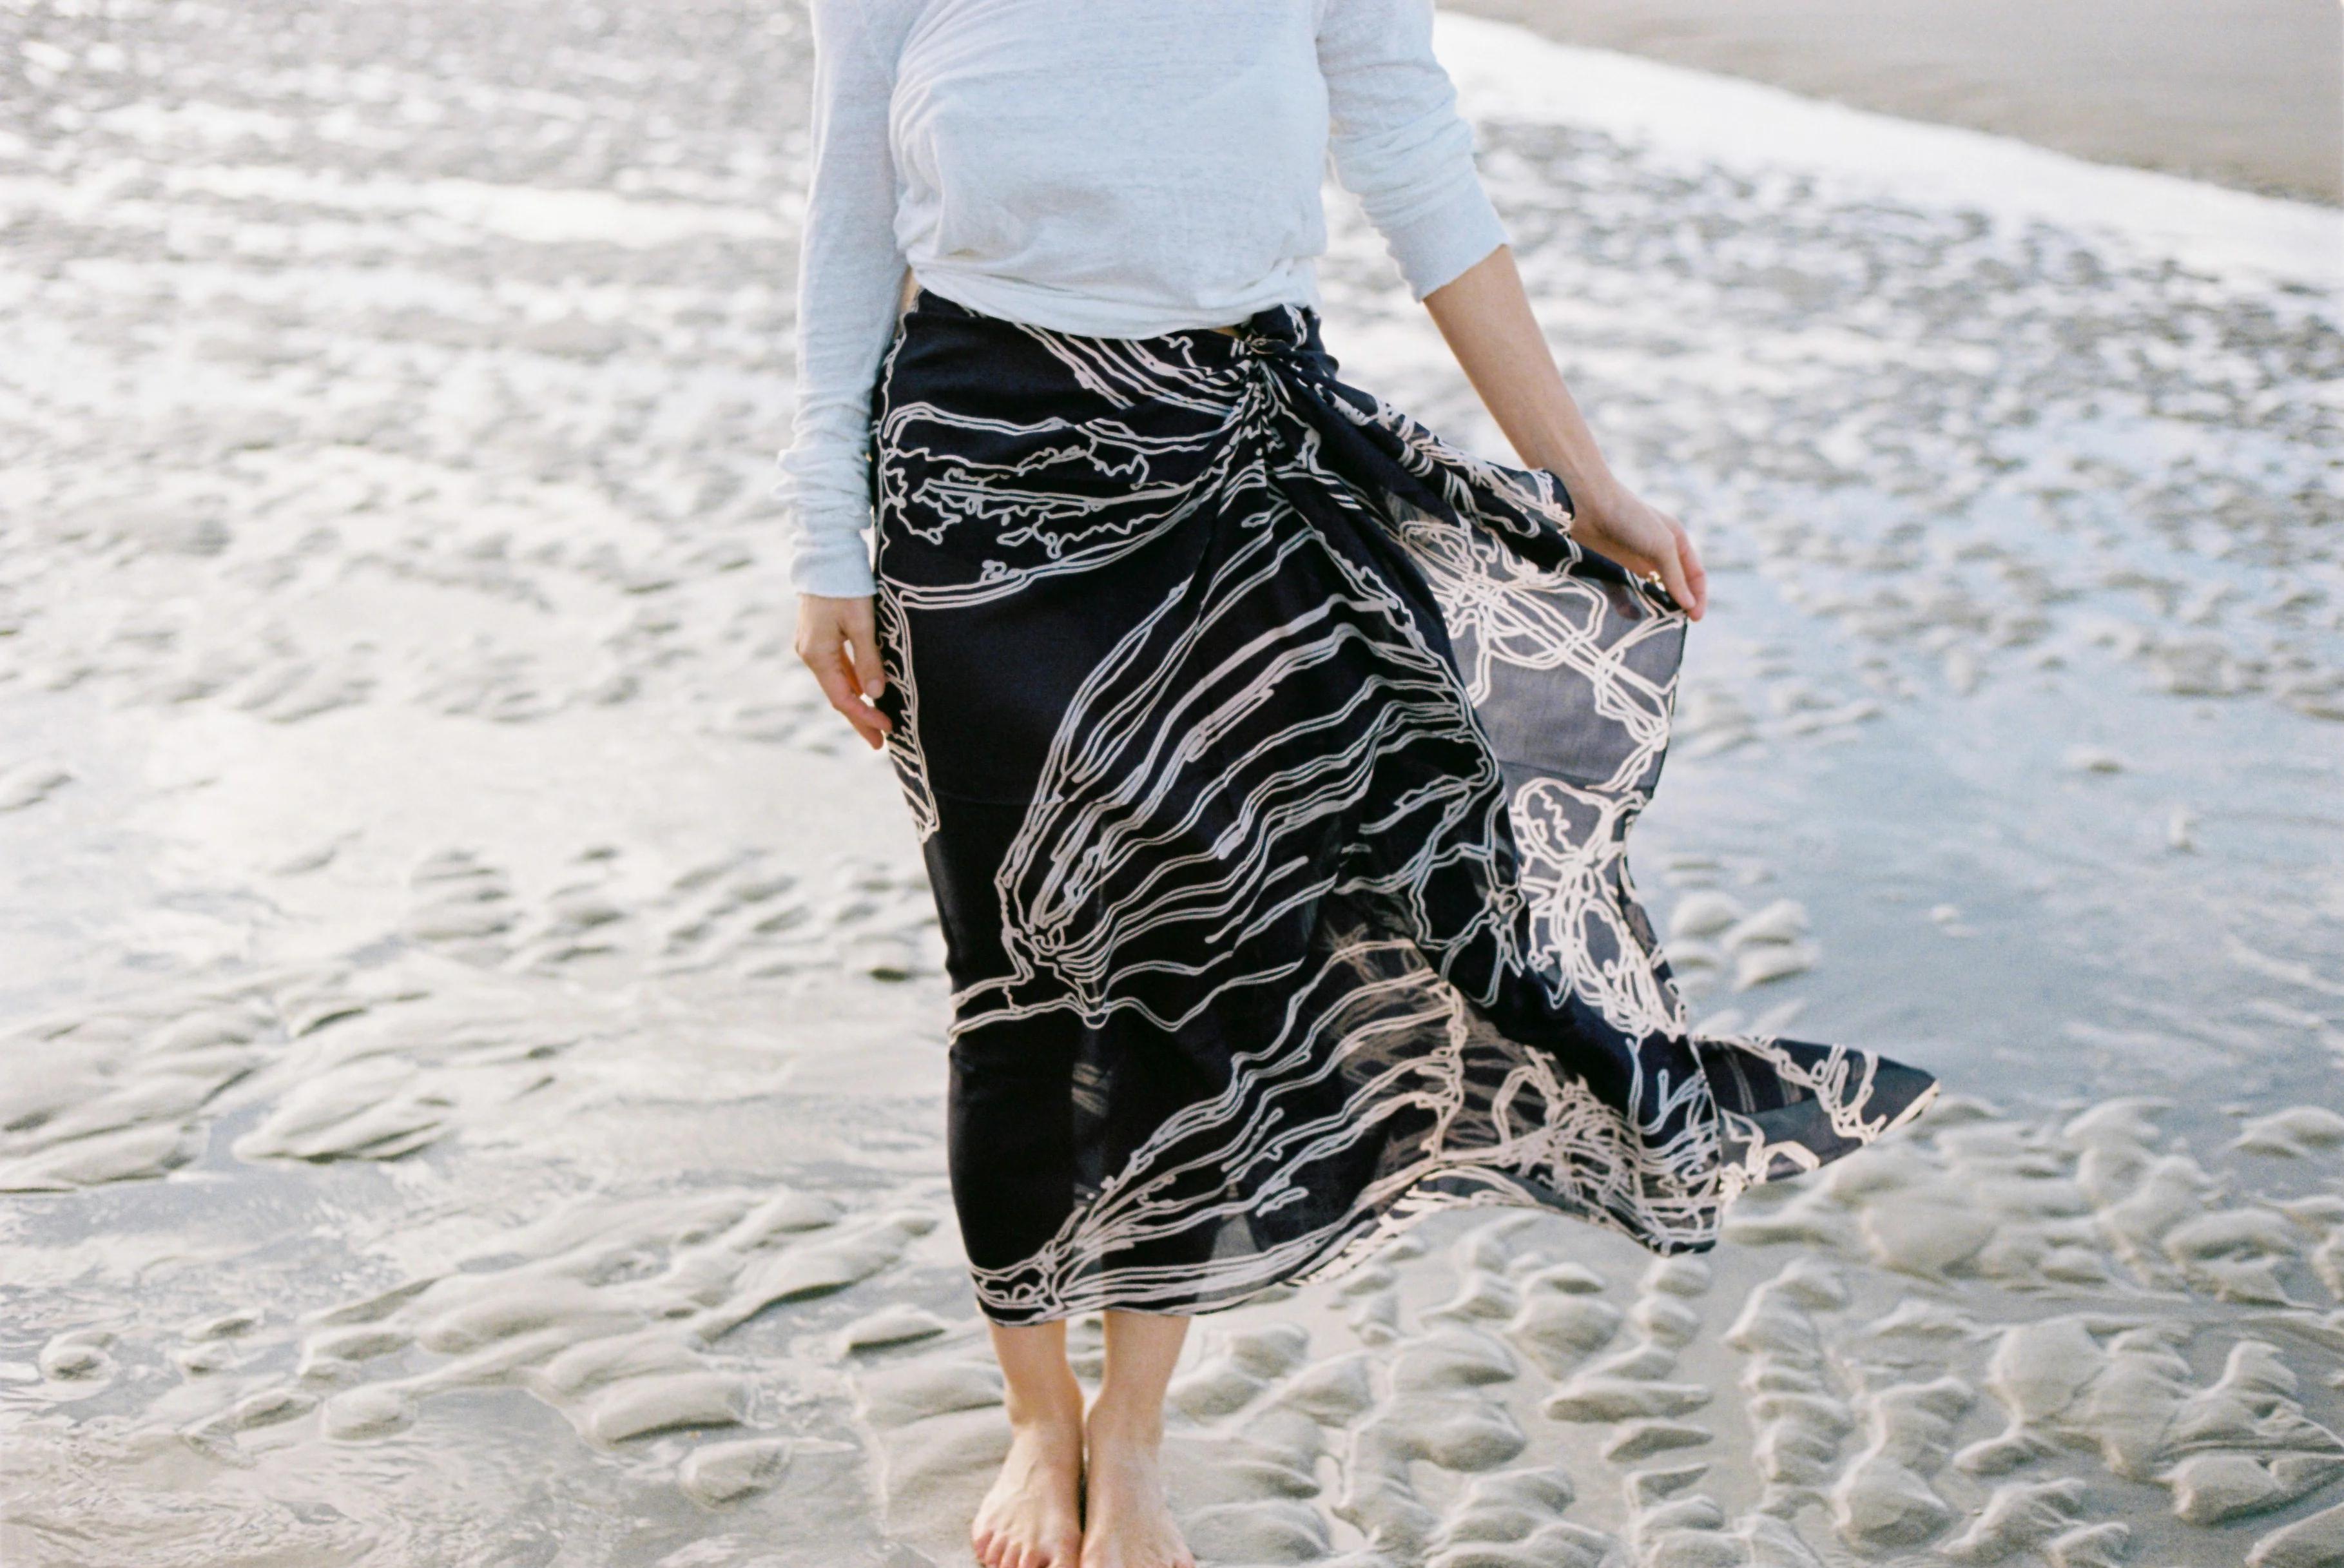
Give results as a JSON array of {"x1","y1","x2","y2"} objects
[{"x1": 1560, "y1": 465, "x2": 1627, "y2": 521}]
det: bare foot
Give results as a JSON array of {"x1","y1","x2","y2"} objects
[
  {"x1": 1079, "y1": 1409, "x2": 1194, "y2": 1568},
  {"x1": 972, "y1": 1400, "x2": 1083, "y2": 1568}
]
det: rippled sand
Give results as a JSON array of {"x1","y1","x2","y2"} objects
[{"x1": 2, "y1": 5, "x2": 2340, "y2": 1566}]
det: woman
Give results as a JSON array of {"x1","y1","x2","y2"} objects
[{"x1": 779, "y1": 4, "x2": 1939, "y2": 1565}]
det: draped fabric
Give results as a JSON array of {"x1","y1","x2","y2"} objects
[{"x1": 867, "y1": 287, "x2": 1937, "y2": 1326}]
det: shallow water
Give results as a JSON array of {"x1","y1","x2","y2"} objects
[
  {"x1": 3, "y1": 4, "x2": 2341, "y2": 1566},
  {"x1": 1451, "y1": 0, "x2": 2343, "y2": 203}
]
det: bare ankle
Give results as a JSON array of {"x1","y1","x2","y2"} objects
[
  {"x1": 1006, "y1": 1375, "x2": 1085, "y2": 1435},
  {"x1": 1083, "y1": 1399, "x2": 1163, "y2": 1449}
]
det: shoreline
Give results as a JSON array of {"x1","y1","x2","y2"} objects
[
  {"x1": 1446, "y1": 0, "x2": 2343, "y2": 206},
  {"x1": 1431, "y1": 14, "x2": 2343, "y2": 296}
]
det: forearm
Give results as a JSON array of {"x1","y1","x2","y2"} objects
[{"x1": 1421, "y1": 244, "x2": 1624, "y2": 514}]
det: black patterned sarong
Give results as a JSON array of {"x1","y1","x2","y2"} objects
[{"x1": 867, "y1": 286, "x2": 1937, "y2": 1325}]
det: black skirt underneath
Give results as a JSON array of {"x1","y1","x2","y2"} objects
[{"x1": 866, "y1": 286, "x2": 1937, "y2": 1326}]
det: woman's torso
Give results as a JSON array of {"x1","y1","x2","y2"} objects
[{"x1": 884, "y1": 0, "x2": 1334, "y2": 336}]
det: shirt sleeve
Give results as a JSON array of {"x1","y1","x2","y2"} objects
[
  {"x1": 771, "y1": 0, "x2": 909, "y2": 598},
  {"x1": 1315, "y1": 0, "x2": 1509, "y2": 300}
]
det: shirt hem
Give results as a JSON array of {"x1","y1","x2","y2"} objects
[{"x1": 913, "y1": 266, "x2": 1324, "y2": 340}]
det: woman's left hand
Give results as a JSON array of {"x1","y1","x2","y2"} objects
[{"x1": 1567, "y1": 483, "x2": 1708, "y2": 621}]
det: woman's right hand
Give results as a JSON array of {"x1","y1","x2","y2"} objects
[{"x1": 794, "y1": 593, "x2": 893, "y2": 749}]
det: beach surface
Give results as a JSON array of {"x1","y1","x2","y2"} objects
[
  {"x1": 1453, "y1": 0, "x2": 2344, "y2": 204},
  {"x1": 2, "y1": 4, "x2": 2342, "y2": 1566}
]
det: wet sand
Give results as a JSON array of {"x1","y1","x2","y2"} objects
[
  {"x1": 1449, "y1": 0, "x2": 2344, "y2": 204},
  {"x1": 3, "y1": 3, "x2": 2343, "y2": 1566}
]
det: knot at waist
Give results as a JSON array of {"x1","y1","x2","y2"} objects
[{"x1": 1220, "y1": 301, "x2": 1315, "y2": 363}]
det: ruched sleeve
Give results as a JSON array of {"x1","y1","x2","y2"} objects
[
  {"x1": 1315, "y1": 0, "x2": 1509, "y2": 300},
  {"x1": 771, "y1": 0, "x2": 912, "y2": 598}
]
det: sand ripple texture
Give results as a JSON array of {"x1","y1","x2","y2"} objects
[{"x1": 2, "y1": 3, "x2": 2340, "y2": 1565}]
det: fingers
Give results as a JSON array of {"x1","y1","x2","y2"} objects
[
  {"x1": 840, "y1": 597, "x2": 888, "y2": 706},
  {"x1": 811, "y1": 657, "x2": 888, "y2": 748},
  {"x1": 795, "y1": 597, "x2": 893, "y2": 748},
  {"x1": 1674, "y1": 523, "x2": 1709, "y2": 621},
  {"x1": 1658, "y1": 551, "x2": 1697, "y2": 622},
  {"x1": 1644, "y1": 511, "x2": 1705, "y2": 621}
]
